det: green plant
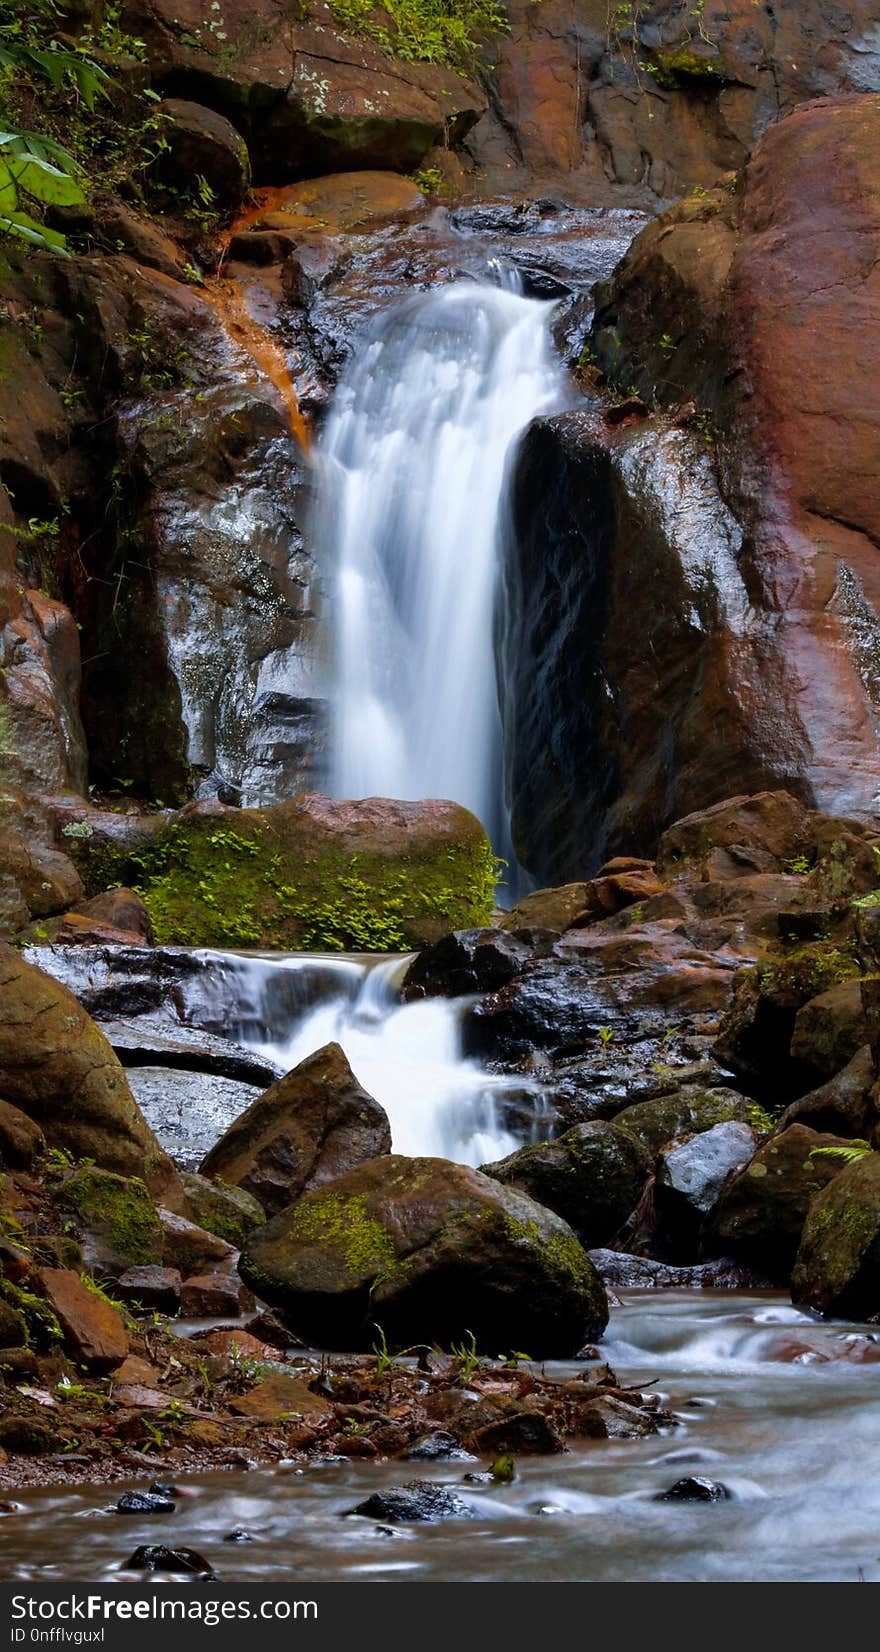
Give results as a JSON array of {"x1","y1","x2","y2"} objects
[
  {"x1": 327, "y1": 0, "x2": 508, "y2": 70},
  {"x1": 371, "y1": 1322, "x2": 432, "y2": 1377},
  {"x1": 658, "y1": 332, "x2": 675, "y2": 360},
  {"x1": 409, "y1": 165, "x2": 447, "y2": 195},
  {"x1": 450, "y1": 1329, "x2": 483, "y2": 1381},
  {"x1": 597, "y1": 1025, "x2": 615, "y2": 1046},
  {"x1": 809, "y1": 1141, "x2": 873, "y2": 1168},
  {"x1": 784, "y1": 853, "x2": 812, "y2": 875}
]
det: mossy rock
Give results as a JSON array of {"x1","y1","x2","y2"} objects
[
  {"x1": 711, "y1": 1124, "x2": 854, "y2": 1282},
  {"x1": 181, "y1": 1171, "x2": 266, "y2": 1248},
  {"x1": 482, "y1": 1121, "x2": 650, "y2": 1248},
  {"x1": 792, "y1": 1152, "x2": 880, "y2": 1317},
  {"x1": 69, "y1": 795, "x2": 497, "y2": 952},
  {"x1": 611, "y1": 1087, "x2": 756, "y2": 1160},
  {"x1": 0, "y1": 1298, "x2": 26, "y2": 1349},
  {"x1": 60, "y1": 1166, "x2": 164, "y2": 1276},
  {"x1": 240, "y1": 1154, "x2": 607, "y2": 1357}
]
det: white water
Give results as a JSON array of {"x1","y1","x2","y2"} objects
[
  {"x1": 221, "y1": 951, "x2": 540, "y2": 1165},
  {"x1": 313, "y1": 280, "x2": 569, "y2": 851}
]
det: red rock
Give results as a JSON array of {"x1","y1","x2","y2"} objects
[
  {"x1": 227, "y1": 1372, "x2": 334, "y2": 1423},
  {"x1": 116, "y1": 1267, "x2": 182, "y2": 1315},
  {"x1": 37, "y1": 1268, "x2": 128, "y2": 1371},
  {"x1": 179, "y1": 1273, "x2": 246, "y2": 1318}
]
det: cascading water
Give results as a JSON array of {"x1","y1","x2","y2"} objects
[{"x1": 312, "y1": 278, "x2": 570, "y2": 855}]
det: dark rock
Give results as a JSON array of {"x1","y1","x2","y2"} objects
[
  {"x1": 656, "y1": 1477, "x2": 731, "y2": 1503},
  {"x1": 792, "y1": 1152, "x2": 880, "y2": 1318},
  {"x1": 774, "y1": 1046, "x2": 876, "y2": 1138},
  {"x1": 199, "y1": 1042, "x2": 391, "y2": 1218},
  {"x1": 179, "y1": 1273, "x2": 244, "y2": 1319},
  {"x1": 710, "y1": 1124, "x2": 855, "y2": 1280},
  {"x1": 240, "y1": 1154, "x2": 608, "y2": 1357},
  {"x1": 116, "y1": 1491, "x2": 177, "y2": 1515},
  {"x1": 0, "y1": 1098, "x2": 44, "y2": 1168},
  {"x1": 0, "y1": 1300, "x2": 27, "y2": 1349},
  {"x1": 348, "y1": 1481, "x2": 474, "y2": 1523},
  {"x1": 223, "y1": 1527, "x2": 254, "y2": 1542},
  {"x1": 156, "y1": 99, "x2": 250, "y2": 211},
  {"x1": 406, "y1": 1431, "x2": 472, "y2": 1462},
  {"x1": 589, "y1": 1249, "x2": 769, "y2": 1290},
  {"x1": 403, "y1": 928, "x2": 538, "y2": 1000},
  {"x1": 467, "y1": 1410, "x2": 562, "y2": 1455},
  {"x1": 0, "y1": 1416, "x2": 57, "y2": 1454},
  {"x1": 116, "y1": 1267, "x2": 182, "y2": 1316},
  {"x1": 126, "y1": 1544, "x2": 213, "y2": 1575},
  {"x1": 790, "y1": 982, "x2": 869, "y2": 1084},
  {"x1": 482, "y1": 1120, "x2": 650, "y2": 1247}
]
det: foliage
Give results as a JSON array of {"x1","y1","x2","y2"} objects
[
  {"x1": 327, "y1": 0, "x2": 509, "y2": 70},
  {"x1": 809, "y1": 1141, "x2": 873, "y2": 1169}
]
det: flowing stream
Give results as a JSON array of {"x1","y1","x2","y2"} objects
[
  {"x1": 313, "y1": 280, "x2": 569, "y2": 855},
  {"x1": 4, "y1": 1294, "x2": 880, "y2": 1583}
]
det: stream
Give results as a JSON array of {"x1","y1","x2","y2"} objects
[{"x1": 3, "y1": 1293, "x2": 879, "y2": 1583}]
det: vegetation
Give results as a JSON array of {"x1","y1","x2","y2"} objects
[{"x1": 328, "y1": 0, "x2": 508, "y2": 70}]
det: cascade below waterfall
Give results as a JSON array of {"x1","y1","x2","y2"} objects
[{"x1": 312, "y1": 278, "x2": 570, "y2": 855}]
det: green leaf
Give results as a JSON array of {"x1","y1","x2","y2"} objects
[
  {"x1": 0, "y1": 207, "x2": 69, "y2": 253},
  {"x1": 5, "y1": 154, "x2": 85, "y2": 206}
]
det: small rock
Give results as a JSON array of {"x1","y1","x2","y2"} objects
[
  {"x1": 116, "y1": 1267, "x2": 181, "y2": 1316},
  {"x1": 656, "y1": 1477, "x2": 731, "y2": 1503},
  {"x1": 406, "y1": 1431, "x2": 473, "y2": 1461},
  {"x1": 179, "y1": 1272, "x2": 244, "y2": 1318},
  {"x1": 116, "y1": 1490, "x2": 176, "y2": 1515},
  {"x1": 37, "y1": 1268, "x2": 128, "y2": 1371},
  {"x1": 348, "y1": 1481, "x2": 474, "y2": 1523},
  {"x1": 223, "y1": 1527, "x2": 253, "y2": 1543},
  {"x1": 126, "y1": 1545, "x2": 213, "y2": 1575}
]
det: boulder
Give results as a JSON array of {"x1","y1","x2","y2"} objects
[
  {"x1": 179, "y1": 1272, "x2": 245, "y2": 1318},
  {"x1": 0, "y1": 943, "x2": 180, "y2": 1202},
  {"x1": 589, "y1": 1250, "x2": 767, "y2": 1290},
  {"x1": 792, "y1": 1152, "x2": 880, "y2": 1317},
  {"x1": 180, "y1": 1172, "x2": 265, "y2": 1248},
  {"x1": 0, "y1": 1099, "x2": 44, "y2": 1168},
  {"x1": 655, "y1": 1121, "x2": 756, "y2": 1257},
  {"x1": 790, "y1": 982, "x2": 869, "y2": 1084},
  {"x1": 116, "y1": 1267, "x2": 182, "y2": 1316},
  {"x1": 199, "y1": 1043, "x2": 390, "y2": 1219},
  {"x1": 482, "y1": 1120, "x2": 650, "y2": 1248},
  {"x1": 498, "y1": 884, "x2": 592, "y2": 934},
  {"x1": 122, "y1": 0, "x2": 487, "y2": 181},
  {"x1": 37, "y1": 1268, "x2": 128, "y2": 1370},
  {"x1": 67, "y1": 795, "x2": 496, "y2": 951},
  {"x1": 58, "y1": 889, "x2": 154, "y2": 946},
  {"x1": 157, "y1": 1209, "x2": 236, "y2": 1277},
  {"x1": 60, "y1": 1167, "x2": 165, "y2": 1277},
  {"x1": 348, "y1": 1482, "x2": 474, "y2": 1523},
  {"x1": 156, "y1": 99, "x2": 251, "y2": 211},
  {"x1": 658, "y1": 794, "x2": 814, "y2": 878},
  {"x1": 611, "y1": 1087, "x2": 757, "y2": 1161},
  {"x1": 710, "y1": 1124, "x2": 855, "y2": 1279},
  {"x1": 239, "y1": 1155, "x2": 608, "y2": 1356},
  {"x1": 774, "y1": 1046, "x2": 876, "y2": 1138},
  {"x1": 404, "y1": 928, "x2": 539, "y2": 1000}
]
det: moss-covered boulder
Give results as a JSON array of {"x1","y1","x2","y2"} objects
[
  {"x1": 60, "y1": 1167, "x2": 165, "y2": 1277},
  {"x1": 481, "y1": 1122, "x2": 650, "y2": 1248},
  {"x1": 611, "y1": 1087, "x2": 759, "y2": 1160},
  {"x1": 239, "y1": 1155, "x2": 607, "y2": 1356},
  {"x1": 710, "y1": 1124, "x2": 854, "y2": 1280},
  {"x1": 0, "y1": 942, "x2": 180, "y2": 1204},
  {"x1": 792, "y1": 1153, "x2": 880, "y2": 1317},
  {"x1": 199, "y1": 1043, "x2": 391, "y2": 1218},
  {"x1": 181, "y1": 1172, "x2": 266, "y2": 1248},
  {"x1": 789, "y1": 981, "x2": 869, "y2": 1084},
  {"x1": 66, "y1": 795, "x2": 496, "y2": 952}
]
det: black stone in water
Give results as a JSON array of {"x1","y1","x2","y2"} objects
[
  {"x1": 406, "y1": 1431, "x2": 471, "y2": 1461},
  {"x1": 127, "y1": 1545, "x2": 213, "y2": 1575},
  {"x1": 116, "y1": 1491, "x2": 176, "y2": 1515},
  {"x1": 223, "y1": 1527, "x2": 253, "y2": 1543},
  {"x1": 348, "y1": 1481, "x2": 474, "y2": 1523},
  {"x1": 149, "y1": 1482, "x2": 178, "y2": 1498},
  {"x1": 656, "y1": 1477, "x2": 732, "y2": 1503}
]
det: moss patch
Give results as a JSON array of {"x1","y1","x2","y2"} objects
[{"x1": 61, "y1": 1167, "x2": 163, "y2": 1266}]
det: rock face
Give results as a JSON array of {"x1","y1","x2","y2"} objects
[
  {"x1": 199, "y1": 1042, "x2": 391, "y2": 1218},
  {"x1": 156, "y1": 99, "x2": 251, "y2": 209},
  {"x1": 63, "y1": 794, "x2": 496, "y2": 951},
  {"x1": 123, "y1": 0, "x2": 486, "y2": 180},
  {"x1": 0, "y1": 943, "x2": 180, "y2": 1202},
  {"x1": 792, "y1": 1153, "x2": 880, "y2": 1317},
  {"x1": 239, "y1": 1155, "x2": 608, "y2": 1355},
  {"x1": 482, "y1": 1121, "x2": 649, "y2": 1248}
]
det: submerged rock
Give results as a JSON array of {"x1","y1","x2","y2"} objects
[
  {"x1": 656, "y1": 1477, "x2": 731, "y2": 1504},
  {"x1": 348, "y1": 1481, "x2": 474, "y2": 1524},
  {"x1": 482, "y1": 1120, "x2": 650, "y2": 1248},
  {"x1": 239, "y1": 1154, "x2": 608, "y2": 1356},
  {"x1": 116, "y1": 1490, "x2": 177, "y2": 1515},
  {"x1": 126, "y1": 1544, "x2": 213, "y2": 1575},
  {"x1": 199, "y1": 1042, "x2": 391, "y2": 1218}
]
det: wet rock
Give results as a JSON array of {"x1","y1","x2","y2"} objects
[
  {"x1": 38, "y1": 1268, "x2": 128, "y2": 1371},
  {"x1": 710, "y1": 1124, "x2": 855, "y2": 1280},
  {"x1": 179, "y1": 1272, "x2": 245, "y2": 1319},
  {"x1": 348, "y1": 1481, "x2": 474, "y2": 1524},
  {"x1": 105, "y1": 1021, "x2": 280, "y2": 1087},
  {"x1": 406, "y1": 1431, "x2": 472, "y2": 1462},
  {"x1": 261, "y1": 171, "x2": 426, "y2": 241},
  {"x1": 52, "y1": 889, "x2": 155, "y2": 948},
  {"x1": 126, "y1": 1544, "x2": 213, "y2": 1575},
  {"x1": 497, "y1": 885, "x2": 592, "y2": 934},
  {"x1": 0, "y1": 943, "x2": 180, "y2": 1201},
  {"x1": 116, "y1": 1490, "x2": 176, "y2": 1515},
  {"x1": 658, "y1": 794, "x2": 814, "y2": 878},
  {"x1": 588, "y1": 1250, "x2": 768, "y2": 1290},
  {"x1": 157, "y1": 1209, "x2": 236, "y2": 1277},
  {"x1": 792, "y1": 1152, "x2": 880, "y2": 1318},
  {"x1": 790, "y1": 982, "x2": 869, "y2": 1084},
  {"x1": 116, "y1": 1267, "x2": 182, "y2": 1316},
  {"x1": 59, "y1": 1166, "x2": 165, "y2": 1276},
  {"x1": 656, "y1": 1477, "x2": 731, "y2": 1503},
  {"x1": 612, "y1": 1088, "x2": 757, "y2": 1160},
  {"x1": 0, "y1": 1415, "x2": 57, "y2": 1454},
  {"x1": 655, "y1": 1121, "x2": 757, "y2": 1256},
  {"x1": 224, "y1": 1527, "x2": 253, "y2": 1543},
  {"x1": 180, "y1": 1172, "x2": 265, "y2": 1248},
  {"x1": 467, "y1": 1409, "x2": 562, "y2": 1456},
  {"x1": 227, "y1": 1372, "x2": 334, "y2": 1424},
  {"x1": 482, "y1": 1120, "x2": 650, "y2": 1248},
  {"x1": 578, "y1": 1396, "x2": 659, "y2": 1439},
  {"x1": 403, "y1": 928, "x2": 539, "y2": 1000},
  {"x1": 156, "y1": 99, "x2": 250, "y2": 211},
  {"x1": 774, "y1": 1046, "x2": 876, "y2": 1138},
  {"x1": 0, "y1": 1301, "x2": 27, "y2": 1349},
  {"x1": 240, "y1": 1155, "x2": 608, "y2": 1357},
  {"x1": 200, "y1": 1042, "x2": 391, "y2": 1218},
  {"x1": 0, "y1": 1099, "x2": 44, "y2": 1168}
]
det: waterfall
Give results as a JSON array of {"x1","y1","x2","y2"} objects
[{"x1": 312, "y1": 278, "x2": 569, "y2": 854}]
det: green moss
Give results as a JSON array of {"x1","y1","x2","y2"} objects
[
  {"x1": 649, "y1": 45, "x2": 724, "y2": 88},
  {"x1": 326, "y1": 0, "x2": 509, "y2": 71},
  {"x1": 73, "y1": 813, "x2": 498, "y2": 952},
  {"x1": 0, "y1": 1277, "x2": 62, "y2": 1350},
  {"x1": 61, "y1": 1167, "x2": 162, "y2": 1265},
  {"x1": 500, "y1": 1214, "x2": 594, "y2": 1290},
  {"x1": 285, "y1": 1192, "x2": 403, "y2": 1288}
]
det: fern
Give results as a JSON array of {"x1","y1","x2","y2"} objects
[{"x1": 809, "y1": 1140, "x2": 873, "y2": 1167}]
